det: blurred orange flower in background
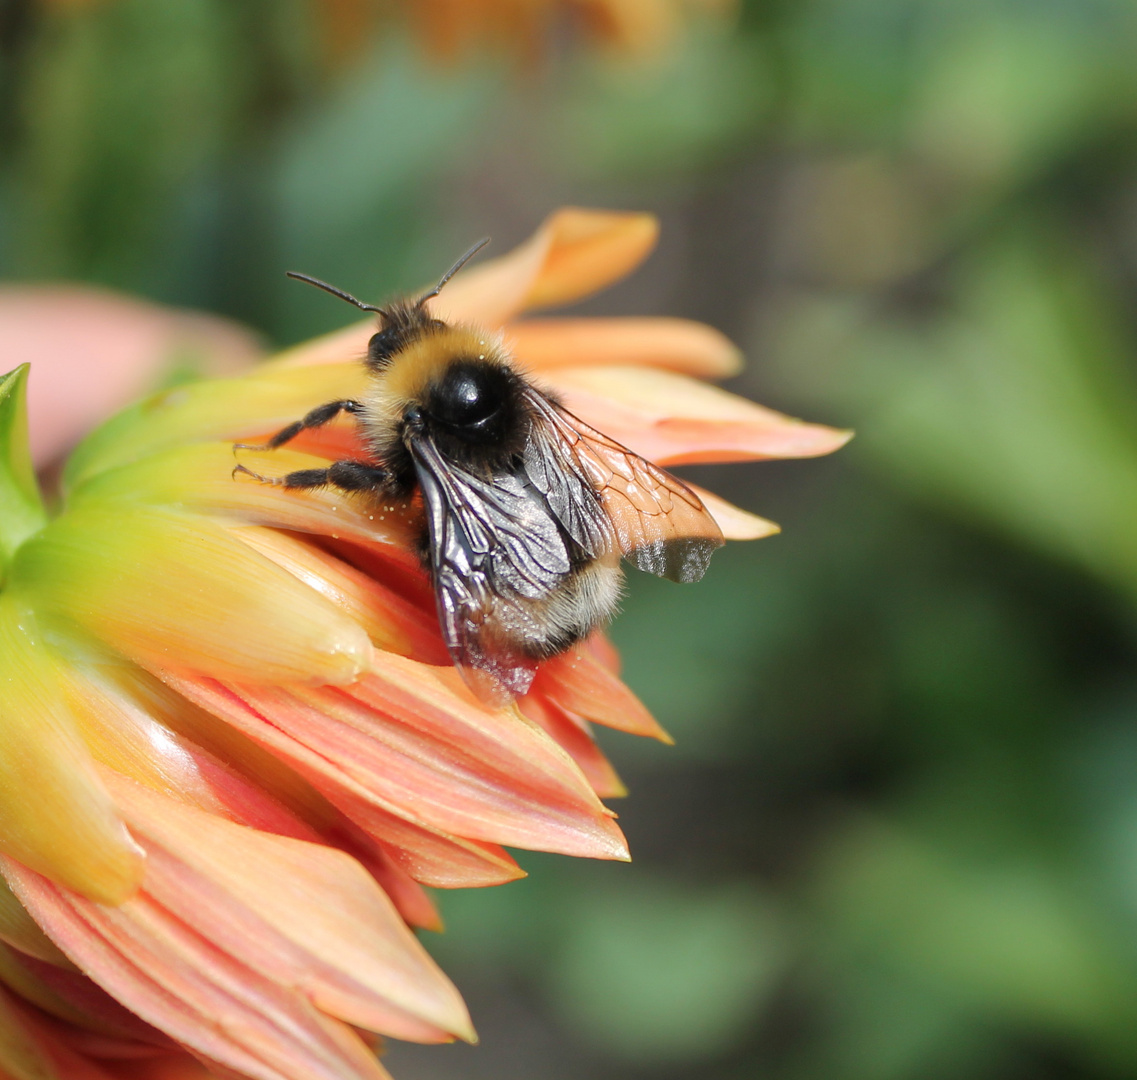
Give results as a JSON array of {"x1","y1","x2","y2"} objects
[
  {"x1": 41, "y1": 0, "x2": 735, "y2": 62},
  {"x1": 0, "y1": 209, "x2": 848, "y2": 1079}
]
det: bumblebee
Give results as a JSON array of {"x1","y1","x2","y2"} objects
[{"x1": 236, "y1": 241, "x2": 724, "y2": 701}]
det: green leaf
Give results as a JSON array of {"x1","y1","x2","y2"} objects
[{"x1": 0, "y1": 366, "x2": 47, "y2": 583}]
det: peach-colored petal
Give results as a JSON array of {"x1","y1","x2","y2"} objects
[
  {"x1": 0, "y1": 286, "x2": 260, "y2": 467},
  {"x1": 103, "y1": 777, "x2": 472, "y2": 1044},
  {"x1": 430, "y1": 208, "x2": 660, "y2": 325},
  {"x1": 340, "y1": 828, "x2": 442, "y2": 932},
  {"x1": 161, "y1": 673, "x2": 526, "y2": 889},
  {"x1": 199, "y1": 647, "x2": 627, "y2": 862},
  {"x1": 532, "y1": 648, "x2": 672, "y2": 742},
  {"x1": 685, "y1": 483, "x2": 781, "y2": 541},
  {"x1": 539, "y1": 365, "x2": 854, "y2": 464},
  {"x1": 7, "y1": 857, "x2": 395, "y2": 1080},
  {"x1": 6, "y1": 775, "x2": 478, "y2": 1064},
  {"x1": 518, "y1": 696, "x2": 627, "y2": 799},
  {"x1": 507, "y1": 317, "x2": 742, "y2": 379}
]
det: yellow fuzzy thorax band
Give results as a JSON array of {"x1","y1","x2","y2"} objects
[{"x1": 380, "y1": 324, "x2": 509, "y2": 403}]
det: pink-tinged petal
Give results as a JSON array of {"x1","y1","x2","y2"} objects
[
  {"x1": 518, "y1": 696, "x2": 627, "y2": 800},
  {"x1": 0, "y1": 286, "x2": 260, "y2": 467},
  {"x1": 102, "y1": 777, "x2": 473, "y2": 1045},
  {"x1": 160, "y1": 674, "x2": 525, "y2": 889},
  {"x1": 429, "y1": 209, "x2": 660, "y2": 326},
  {"x1": 7, "y1": 857, "x2": 395, "y2": 1080},
  {"x1": 0, "y1": 596, "x2": 145, "y2": 904},
  {"x1": 233, "y1": 528, "x2": 449, "y2": 665},
  {"x1": 507, "y1": 317, "x2": 742, "y2": 379},
  {"x1": 338, "y1": 827, "x2": 443, "y2": 932},
  {"x1": 212, "y1": 654, "x2": 626, "y2": 860},
  {"x1": 684, "y1": 483, "x2": 781, "y2": 541},
  {"x1": 539, "y1": 365, "x2": 853, "y2": 464},
  {"x1": 532, "y1": 648, "x2": 672, "y2": 742},
  {"x1": 313, "y1": 789, "x2": 523, "y2": 890},
  {"x1": 342, "y1": 654, "x2": 624, "y2": 853},
  {"x1": 582, "y1": 631, "x2": 622, "y2": 675},
  {"x1": 9, "y1": 774, "x2": 477, "y2": 1051}
]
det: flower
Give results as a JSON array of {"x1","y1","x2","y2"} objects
[
  {"x1": 392, "y1": 0, "x2": 737, "y2": 61},
  {"x1": 0, "y1": 207, "x2": 849, "y2": 1080}
]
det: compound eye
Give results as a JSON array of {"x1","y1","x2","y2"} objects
[
  {"x1": 368, "y1": 328, "x2": 402, "y2": 365},
  {"x1": 432, "y1": 366, "x2": 501, "y2": 429}
]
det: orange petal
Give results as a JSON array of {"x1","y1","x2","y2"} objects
[
  {"x1": 105, "y1": 776, "x2": 473, "y2": 1043},
  {"x1": 7, "y1": 856, "x2": 397, "y2": 1080},
  {"x1": 518, "y1": 696, "x2": 627, "y2": 799},
  {"x1": 340, "y1": 829, "x2": 442, "y2": 932},
  {"x1": 212, "y1": 653, "x2": 627, "y2": 860},
  {"x1": 507, "y1": 317, "x2": 742, "y2": 379},
  {"x1": 160, "y1": 673, "x2": 526, "y2": 888},
  {"x1": 430, "y1": 209, "x2": 660, "y2": 326},
  {"x1": 539, "y1": 365, "x2": 853, "y2": 464},
  {"x1": 532, "y1": 648, "x2": 672, "y2": 743}
]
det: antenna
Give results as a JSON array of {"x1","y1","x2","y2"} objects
[
  {"x1": 285, "y1": 272, "x2": 387, "y2": 316},
  {"x1": 415, "y1": 237, "x2": 491, "y2": 308}
]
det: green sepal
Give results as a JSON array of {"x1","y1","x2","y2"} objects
[{"x1": 0, "y1": 366, "x2": 48, "y2": 583}]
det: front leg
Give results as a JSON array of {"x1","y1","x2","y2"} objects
[
  {"x1": 233, "y1": 459, "x2": 390, "y2": 493},
  {"x1": 235, "y1": 399, "x2": 364, "y2": 452}
]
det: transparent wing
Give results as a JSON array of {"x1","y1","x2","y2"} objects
[
  {"x1": 522, "y1": 389, "x2": 724, "y2": 583},
  {"x1": 409, "y1": 435, "x2": 574, "y2": 702}
]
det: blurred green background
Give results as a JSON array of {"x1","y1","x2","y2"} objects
[{"x1": 8, "y1": 1, "x2": 1137, "y2": 1077}]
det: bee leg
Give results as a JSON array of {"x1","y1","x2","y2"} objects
[
  {"x1": 326, "y1": 460, "x2": 391, "y2": 492},
  {"x1": 234, "y1": 399, "x2": 364, "y2": 452},
  {"x1": 232, "y1": 460, "x2": 390, "y2": 493}
]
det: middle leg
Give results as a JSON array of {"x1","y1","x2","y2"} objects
[
  {"x1": 233, "y1": 459, "x2": 389, "y2": 492},
  {"x1": 235, "y1": 399, "x2": 364, "y2": 452}
]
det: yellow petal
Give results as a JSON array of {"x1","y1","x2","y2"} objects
[
  {"x1": 69, "y1": 442, "x2": 419, "y2": 559},
  {"x1": 431, "y1": 208, "x2": 660, "y2": 325},
  {"x1": 0, "y1": 595, "x2": 144, "y2": 904},
  {"x1": 14, "y1": 506, "x2": 372, "y2": 685},
  {"x1": 507, "y1": 317, "x2": 743, "y2": 378},
  {"x1": 684, "y1": 483, "x2": 780, "y2": 540},
  {"x1": 64, "y1": 363, "x2": 366, "y2": 492}
]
